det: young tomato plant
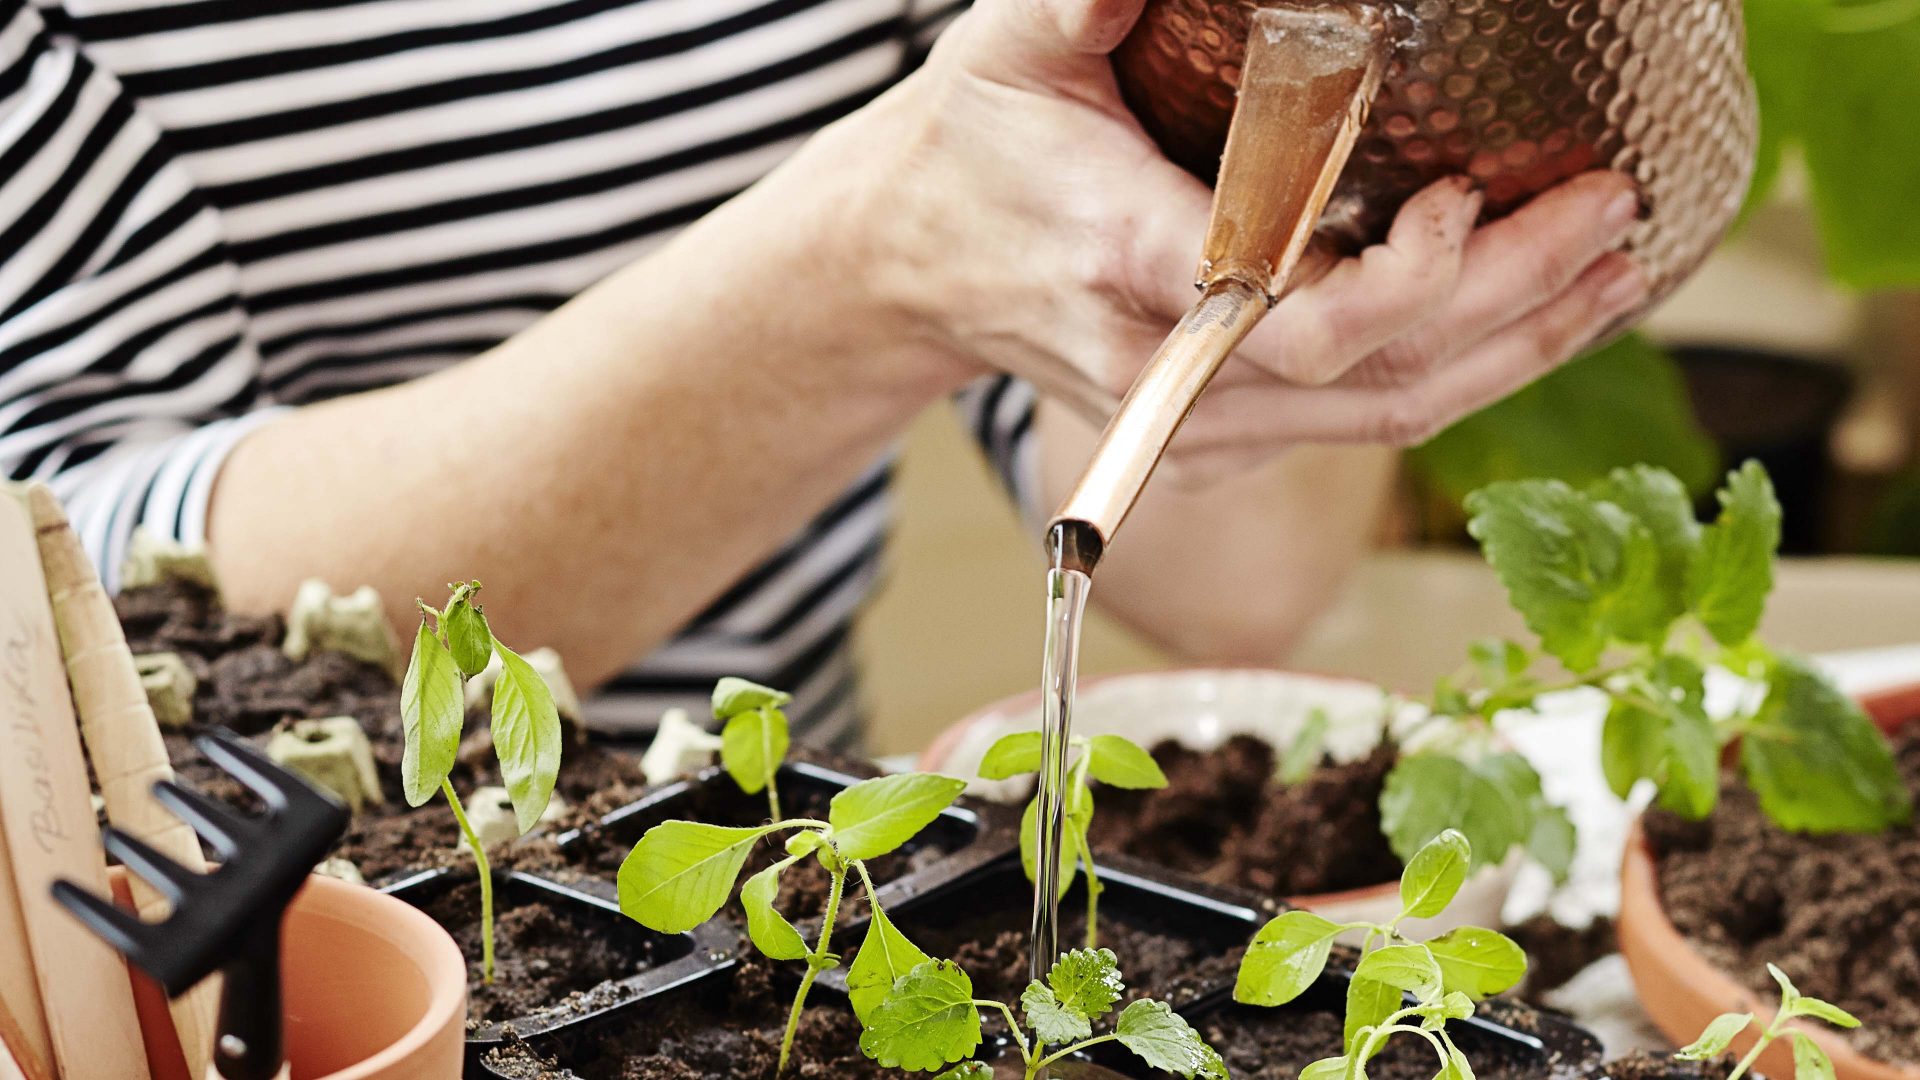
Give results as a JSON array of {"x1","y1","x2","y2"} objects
[
  {"x1": 400, "y1": 581, "x2": 564, "y2": 983},
  {"x1": 712, "y1": 676, "x2": 792, "y2": 820},
  {"x1": 977, "y1": 731, "x2": 1167, "y2": 948},
  {"x1": 1677, "y1": 965, "x2": 1861, "y2": 1080},
  {"x1": 1395, "y1": 461, "x2": 1910, "y2": 871},
  {"x1": 1234, "y1": 830, "x2": 1526, "y2": 1080},
  {"x1": 619, "y1": 765, "x2": 966, "y2": 1074},
  {"x1": 858, "y1": 947, "x2": 1226, "y2": 1080}
]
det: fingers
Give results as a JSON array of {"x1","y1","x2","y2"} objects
[
  {"x1": 958, "y1": 0, "x2": 1148, "y2": 88},
  {"x1": 1231, "y1": 176, "x2": 1484, "y2": 386},
  {"x1": 1170, "y1": 252, "x2": 1647, "y2": 471}
]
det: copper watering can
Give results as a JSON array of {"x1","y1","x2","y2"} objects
[{"x1": 1048, "y1": 0, "x2": 1758, "y2": 567}]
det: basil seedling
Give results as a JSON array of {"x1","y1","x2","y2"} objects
[
  {"x1": 859, "y1": 947, "x2": 1226, "y2": 1080},
  {"x1": 977, "y1": 731, "x2": 1167, "y2": 948},
  {"x1": 1398, "y1": 462, "x2": 1910, "y2": 868},
  {"x1": 400, "y1": 581, "x2": 564, "y2": 983},
  {"x1": 1235, "y1": 830, "x2": 1526, "y2": 1080},
  {"x1": 712, "y1": 676, "x2": 792, "y2": 819},
  {"x1": 619, "y1": 760, "x2": 966, "y2": 1075},
  {"x1": 1676, "y1": 965, "x2": 1861, "y2": 1080}
]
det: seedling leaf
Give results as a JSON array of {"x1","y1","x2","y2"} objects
[
  {"x1": 1355, "y1": 944, "x2": 1444, "y2": 1002},
  {"x1": 1790, "y1": 997, "x2": 1861, "y2": 1030},
  {"x1": 1346, "y1": 975, "x2": 1407, "y2": 1048},
  {"x1": 740, "y1": 856, "x2": 809, "y2": 961},
  {"x1": 1022, "y1": 981, "x2": 1092, "y2": 1045},
  {"x1": 1400, "y1": 829, "x2": 1472, "y2": 920},
  {"x1": 1020, "y1": 795, "x2": 1091, "y2": 900},
  {"x1": 1085, "y1": 735, "x2": 1168, "y2": 789},
  {"x1": 400, "y1": 621, "x2": 463, "y2": 807},
  {"x1": 1426, "y1": 927, "x2": 1527, "y2": 999},
  {"x1": 933, "y1": 1064, "x2": 992, "y2": 1080},
  {"x1": 1688, "y1": 461, "x2": 1781, "y2": 646},
  {"x1": 1440, "y1": 1041, "x2": 1477, "y2": 1080},
  {"x1": 721, "y1": 706, "x2": 789, "y2": 797},
  {"x1": 1676, "y1": 1013, "x2": 1753, "y2": 1060},
  {"x1": 1526, "y1": 805, "x2": 1577, "y2": 885},
  {"x1": 1279, "y1": 709, "x2": 1332, "y2": 785},
  {"x1": 712, "y1": 677, "x2": 791, "y2": 719},
  {"x1": 830, "y1": 773, "x2": 967, "y2": 861},
  {"x1": 618, "y1": 821, "x2": 774, "y2": 933},
  {"x1": 1235, "y1": 910, "x2": 1344, "y2": 1006},
  {"x1": 1113, "y1": 1000, "x2": 1228, "y2": 1080},
  {"x1": 847, "y1": 904, "x2": 931, "y2": 1024},
  {"x1": 1792, "y1": 1032, "x2": 1837, "y2": 1080},
  {"x1": 1768, "y1": 963, "x2": 1801, "y2": 1007},
  {"x1": 1588, "y1": 464, "x2": 1701, "y2": 632},
  {"x1": 1303, "y1": 1057, "x2": 1351, "y2": 1080},
  {"x1": 1047, "y1": 946, "x2": 1124, "y2": 1021},
  {"x1": 445, "y1": 598, "x2": 494, "y2": 677},
  {"x1": 858, "y1": 960, "x2": 982, "y2": 1071},
  {"x1": 979, "y1": 732, "x2": 1043, "y2": 780},
  {"x1": 1742, "y1": 659, "x2": 1912, "y2": 833},
  {"x1": 492, "y1": 641, "x2": 563, "y2": 834}
]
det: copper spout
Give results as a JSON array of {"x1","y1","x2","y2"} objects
[{"x1": 1049, "y1": 3, "x2": 1388, "y2": 562}]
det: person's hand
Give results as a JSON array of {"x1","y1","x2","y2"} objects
[{"x1": 818, "y1": 0, "x2": 1648, "y2": 480}]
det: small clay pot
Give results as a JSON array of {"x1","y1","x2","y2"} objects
[
  {"x1": 920, "y1": 668, "x2": 1517, "y2": 935},
  {"x1": 1616, "y1": 686, "x2": 1920, "y2": 1080},
  {"x1": 117, "y1": 868, "x2": 466, "y2": 1080}
]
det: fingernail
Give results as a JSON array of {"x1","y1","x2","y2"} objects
[
  {"x1": 1600, "y1": 260, "x2": 1648, "y2": 311},
  {"x1": 1457, "y1": 188, "x2": 1486, "y2": 229},
  {"x1": 1602, "y1": 190, "x2": 1641, "y2": 236}
]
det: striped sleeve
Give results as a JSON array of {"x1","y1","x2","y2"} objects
[
  {"x1": 0, "y1": 0, "x2": 273, "y2": 587},
  {"x1": 907, "y1": 0, "x2": 969, "y2": 59},
  {"x1": 954, "y1": 373, "x2": 1042, "y2": 523}
]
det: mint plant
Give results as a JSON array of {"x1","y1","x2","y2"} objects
[
  {"x1": 1235, "y1": 830, "x2": 1526, "y2": 1080},
  {"x1": 1402, "y1": 461, "x2": 1910, "y2": 852},
  {"x1": 1677, "y1": 965, "x2": 1860, "y2": 1080},
  {"x1": 619, "y1": 767, "x2": 966, "y2": 1074},
  {"x1": 401, "y1": 581, "x2": 564, "y2": 983},
  {"x1": 712, "y1": 676, "x2": 792, "y2": 819},
  {"x1": 977, "y1": 731, "x2": 1168, "y2": 948},
  {"x1": 858, "y1": 947, "x2": 1226, "y2": 1080}
]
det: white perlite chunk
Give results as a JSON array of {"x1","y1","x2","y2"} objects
[
  {"x1": 466, "y1": 785, "x2": 569, "y2": 848},
  {"x1": 266, "y1": 716, "x2": 386, "y2": 812},
  {"x1": 282, "y1": 579, "x2": 402, "y2": 675},
  {"x1": 120, "y1": 528, "x2": 221, "y2": 596},
  {"x1": 640, "y1": 708, "x2": 722, "y2": 785},
  {"x1": 135, "y1": 652, "x2": 198, "y2": 729},
  {"x1": 313, "y1": 857, "x2": 365, "y2": 885},
  {"x1": 464, "y1": 645, "x2": 581, "y2": 721}
]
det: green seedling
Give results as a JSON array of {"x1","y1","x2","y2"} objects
[
  {"x1": 713, "y1": 676, "x2": 792, "y2": 819},
  {"x1": 1235, "y1": 830, "x2": 1526, "y2": 1080},
  {"x1": 978, "y1": 731, "x2": 1168, "y2": 949},
  {"x1": 1676, "y1": 965, "x2": 1861, "y2": 1080},
  {"x1": 619, "y1": 757, "x2": 966, "y2": 1075},
  {"x1": 1398, "y1": 462, "x2": 1909, "y2": 876},
  {"x1": 858, "y1": 947, "x2": 1226, "y2": 1080},
  {"x1": 400, "y1": 581, "x2": 564, "y2": 983}
]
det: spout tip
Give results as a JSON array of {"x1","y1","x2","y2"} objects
[{"x1": 1046, "y1": 520, "x2": 1104, "y2": 576}]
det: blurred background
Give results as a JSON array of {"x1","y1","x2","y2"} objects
[{"x1": 855, "y1": 3, "x2": 1920, "y2": 753}]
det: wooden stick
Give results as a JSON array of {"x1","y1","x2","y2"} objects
[
  {"x1": 0, "y1": 815, "x2": 54, "y2": 1080},
  {"x1": 0, "y1": 487, "x2": 150, "y2": 1079},
  {"x1": 25, "y1": 485, "x2": 219, "y2": 1080}
]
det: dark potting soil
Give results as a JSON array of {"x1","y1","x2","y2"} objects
[
  {"x1": 1204, "y1": 1001, "x2": 1548, "y2": 1080},
  {"x1": 481, "y1": 952, "x2": 896, "y2": 1080},
  {"x1": 118, "y1": 580, "x2": 656, "y2": 882},
  {"x1": 1602, "y1": 1052, "x2": 1740, "y2": 1080},
  {"x1": 1089, "y1": 734, "x2": 1403, "y2": 896},
  {"x1": 418, "y1": 877, "x2": 669, "y2": 1027},
  {"x1": 1505, "y1": 914, "x2": 1616, "y2": 1001},
  {"x1": 1647, "y1": 723, "x2": 1920, "y2": 1067}
]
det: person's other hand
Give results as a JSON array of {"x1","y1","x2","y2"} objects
[{"x1": 823, "y1": 0, "x2": 1647, "y2": 478}]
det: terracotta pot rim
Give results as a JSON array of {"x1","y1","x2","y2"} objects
[{"x1": 295, "y1": 874, "x2": 467, "y2": 1080}]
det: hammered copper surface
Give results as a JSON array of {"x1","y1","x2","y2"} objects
[{"x1": 1115, "y1": 0, "x2": 1758, "y2": 302}]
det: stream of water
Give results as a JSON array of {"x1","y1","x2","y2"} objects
[{"x1": 1029, "y1": 523, "x2": 1100, "y2": 983}]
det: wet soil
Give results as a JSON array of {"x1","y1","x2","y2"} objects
[
  {"x1": 480, "y1": 953, "x2": 893, "y2": 1079},
  {"x1": 118, "y1": 580, "x2": 654, "y2": 882},
  {"x1": 416, "y1": 876, "x2": 674, "y2": 1027},
  {"x1": 1647, "y1": 724, "x2": 1920, "y2": 1067},
  {"x1": 1089, "y1": 735, "x2": 1404, "y2": 896}
]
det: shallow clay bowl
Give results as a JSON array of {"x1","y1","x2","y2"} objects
[
  {"x1": 1617, "y1": 682, "x2": 1920, "y2": 1080},
  {"x1": 921, "y1": 668, "x2": 1517, "y2": 934}
]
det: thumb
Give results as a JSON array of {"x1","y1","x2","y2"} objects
[{"x1": 955, "y1": 0, "x2": 1148, "y2": 88}]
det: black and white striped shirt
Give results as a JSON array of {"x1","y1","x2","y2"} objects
[{"x1": 0, "y1": 0, "x2": 1039, "y2": 748}]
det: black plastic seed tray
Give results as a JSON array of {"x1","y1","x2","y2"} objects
[{"x1": 381, "y1": 866, "x2": 733, "y2": 1075}]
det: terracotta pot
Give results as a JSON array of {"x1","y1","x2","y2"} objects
[
  {"x1": 1617, "y1": 683, "x2": 1920, "y2": 1080},
  {"x1": 114, "y1": 868, "x2": 466, "y2": 1080},
  {"x1": 920, "y1": 668, "x2": 1517, "y2": 936}
]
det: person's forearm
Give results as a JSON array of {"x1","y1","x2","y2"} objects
[
  {"x1": 208, "y1": 133, "x2": 954, "y2": 688},
  {"x1": 1036, "y1": 397, "x2": 1396, "y2": 665}
]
